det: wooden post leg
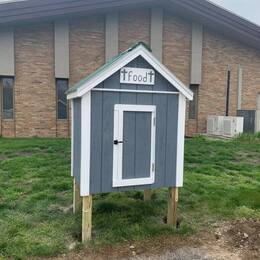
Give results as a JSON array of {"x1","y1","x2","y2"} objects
[
  {"x1": 167, "y1": 187, "x2": 179, "y2": 227},
  {"x1": 144, "y1": 189, "x2": 152, "y2": 201},
  {"x1": 82, "y1": 195, "x2": 92, "y2": 242},
  {"x1": 73, "y1": 178, "x2": 81, "y2": 214}
]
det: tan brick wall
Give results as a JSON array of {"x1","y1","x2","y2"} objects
[
  {"x1": 14, "y1": 23, "x2": 56, "y2": 137},
  {"x1": 56, "y1": 120, "x2": 70, "y2": 138},
  {"x1": 119, "y1": 9, "x2": 150, "y2": 52},
  {"x1": 1, "y1": 9, "x2": 260, "y2": 137},
  {"x1": 163, "y1": 12, "x2": 191, "y2": 86},
  {"x1": 186, "y1": 119, "x2": 197, "y2": 137},
  {"x1": 2, "y1": 121, "x2": 15, "y2": 137},
  {"x1": 67, "y1": 15, "x2": 105, "y2": 140},
  {"x1": 199, "y1": 29, "x2": 260, "y2": 132},
  {"x1": 163, "y1": 12, "x2": 193, "y2": 136},
  {"x1": 69, "y1": 15, "x2": 105, "y2": 86}
]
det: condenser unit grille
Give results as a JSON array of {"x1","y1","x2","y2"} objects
[
  {"x1": 223, "y1": 119, "x2": 232, "y2": 136},
  {"x1": 207, "y1": 116, "x2": 244, "y2": 138},
  {"x1": 207, "y1": 118, "x2": 215, "y2": 134}
]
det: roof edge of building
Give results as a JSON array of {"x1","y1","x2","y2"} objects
[{"x1": 0, "y1": 0, "x2": 259, "y2": 51}]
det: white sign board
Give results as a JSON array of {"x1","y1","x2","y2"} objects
[{"x1": 120, "y1": 67, "x2": 155, "y2": 85}]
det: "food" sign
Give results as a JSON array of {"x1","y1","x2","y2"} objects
[{"x1": 120, "y1": 67, "x2": 155, "y2": 85}]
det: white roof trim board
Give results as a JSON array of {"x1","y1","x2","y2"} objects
[
  {"x1": 0, "y1": 0, "x2": 27, "y2": 4},
  {"x1": 67, "y1": 43, "x2": 193, "y2": 101}
]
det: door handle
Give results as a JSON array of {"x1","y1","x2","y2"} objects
[{"x1": 114, "y1": 140, "x2": 124, "y2": 145}]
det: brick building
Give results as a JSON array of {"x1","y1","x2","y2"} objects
[{"x1": 0, "y1": 0, "x2": 259, "y2": 137}]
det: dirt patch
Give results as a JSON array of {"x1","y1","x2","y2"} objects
[
  {"x1": 219, "y1": 219, "x2": 260, "y2": 259},
  {"x1": 0, "y1": 155, "x2": 6, "y2": 161},
  {"x1": 0, "y1": 151, "x2": 38, "y2": 161},
  {"x1": 51, "y1": 236, "x2": 196, "y2": 260},
  {"x1": 50, "y1": 220, "x2": 260, "y2": 260},
  {"x1": 234, "y1": 151, "x2": 260, "y2": 165},
  {"x1": 48, "y1": 204, "x2": 73, "y2": 213},
  {"x1": 0, "y1": 149, "x2": 56, "y2": 161}
]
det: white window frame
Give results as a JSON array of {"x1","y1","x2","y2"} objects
[{"x1": 113, "y1": 104, "x2": 156, "y2": 187}]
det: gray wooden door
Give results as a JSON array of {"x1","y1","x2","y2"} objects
[{"x1": 113, "y1": 104, "x2": 156, "y2": 187}]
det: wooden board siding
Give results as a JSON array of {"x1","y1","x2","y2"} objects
[
  {"x1": 90, "y1": 92, "x2": 179, "y2": 194},
  {"x1": 89, "y1": 57, "x2": 179, "y2": 194},
  {"x1": 122, "y1": 111, "x2": 152, "y2": 180},
  {"x1": 73, "y1": 98, "x2": 82, "y2": 186}
]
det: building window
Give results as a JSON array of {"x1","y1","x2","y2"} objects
[
  {"x1": 1, "y1": 77, "x2": 14, "y2": 119},
  {"x1": 56, "y1": 78, "x2": 69, "y2": 119},
  {"x1": 189, "y1": 84, "x2": 198, "y2": 119}
]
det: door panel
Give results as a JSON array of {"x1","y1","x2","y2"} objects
[
  {"x1": 113, "y1": 104, "x2": 156, "y2": 187},
  {"x1": 122, "y1": 111, "x2": 151, "y2": 180},
  {"x1": 122, "y1": 111, "x2": 136, "y2": 179},
  {"x1": 134, "y1": 112, "x2": 152, "y2": 178}
]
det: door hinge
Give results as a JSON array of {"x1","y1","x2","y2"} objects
[
  {"x1": 153, "y1": 117, "x2": 156, "y2": 126},
  {"x1": 152, "y1": 163, "x2": 155, "y2": 172}
]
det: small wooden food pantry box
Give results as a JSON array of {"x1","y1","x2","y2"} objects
[{"x1": 67, "y1": 42, "x2": 193, "y2": 242}]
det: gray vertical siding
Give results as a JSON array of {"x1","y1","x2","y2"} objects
[
  {"x1": 237, "y1": 110, "x2": 255, "y2": 133},
  {"x1": 257, "y1": 94, "x2": 260, "y2": 111},
  {"x1": 90, "y1": 91, "x2": 179, "y2": 194},
  {"x1": 105, "y1": 12, "x2": 119, "y2": 62},
  {"x1": 73, "y1": 98, "x2": 82, "y2": 186},
  {"x1": 101, "y1": 91, "x2": 120, "y2": 193},
  {"x1": 257, "y1": 95, "x2": 260, "y2": 132},
  {"x1": 237, "y1": 66, "x2": 243, "y2": 110},
  {"x1": 165, "y1": 94, "x2": 178, "y2": 186},
  {"x1": 122, "y1": 111, "x2": 152, "y2": 180},
  {"x1": 256, "y1": 110, "x2": 260, "y2": 133},
  {"x1": 54, "y1": 20, "x2": 69, "y2": 78},
  {"x1": 191, "y1": 22, "x2": 203, "y2": 85},
  {"x1": 89, "y1": 91, "x2": 103, "y2": 193},
  {"x1": 89, "y1": 57, "x2": 179, "y2": 194},
  {"x1": 0, "y1": 27, "x2": 14, "y2": 76},
  {"x1": 134, "y1": 112, "x2": 152, "y2": 178},
  {"x1": 151, "y1": 7, "x2": 163, "y2": 62},
  {"x1": 122, "y1": 111, "x2": 136, "y2": 180}
]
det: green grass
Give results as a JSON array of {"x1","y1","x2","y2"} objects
[
  {"x1": 0, "y1": 137, "x2": 259, "y2": 259},
  {"x1": 235, "y1": 132, "x2": 260, "y2": 142}
]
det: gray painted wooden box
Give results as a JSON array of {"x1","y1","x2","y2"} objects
[{"x1": 67, "y1": 43, "x2": 193, "y2": 196}]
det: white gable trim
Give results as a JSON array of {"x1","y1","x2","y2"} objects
[
  {"x1": 175, "y1": 93, "x2": 186, "y2": 187},
  {"x1": 80, "y1": 92, "x2": 91, "y2": 196},
  {"x1": 67, "y1": 45, "x2": 193, "y2": 100}
]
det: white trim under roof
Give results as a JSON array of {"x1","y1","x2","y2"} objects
[
  {"x1": 0, "y1": 0, "x2": 27, "y2": 4},
  {"x1": 92, "y1": 88, "x2": 179, "y2": 95},
  {"x1": 67, "y1": 44, "x2": 193, "y2": 101}
]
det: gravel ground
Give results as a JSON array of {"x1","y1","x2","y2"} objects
[
  {"x1": 51, "y1": 220, "x2": 259, "y2": 260},
  {"x1": 130, "y1": 247, "x2": 241, "y2": 260}
]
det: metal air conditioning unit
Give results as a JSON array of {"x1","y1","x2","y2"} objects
[
  {"x1": 222, "y1": 116, "x2": 244, "y2": 138},
  {"x1": 207, "y1": 116, "x2": 224, "y2": 135}
]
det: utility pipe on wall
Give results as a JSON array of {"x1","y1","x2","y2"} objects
[{"x1": 226, "y1": 69, "x2": 231, "y2": 116}]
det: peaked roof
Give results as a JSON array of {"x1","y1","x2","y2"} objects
[
  {"x1": 0, "y1": 0, "x2": 259, "y2": 51},
  {"x1": 67, "y1": 42, "x2": 193, "y2": 100}
]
